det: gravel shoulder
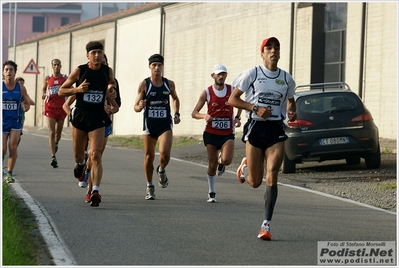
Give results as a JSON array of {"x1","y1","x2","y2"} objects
[{"x1": 170, "y1": 137, "x2": 397, "y2": 212}]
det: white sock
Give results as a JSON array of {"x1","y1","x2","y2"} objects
[
  {"x1": 242, "y1": 165, "x2": 248, "y2": 178},
  {"x1": 158, "y1": 166, "x2": 165, "y2": 173},
  {"x1": 92, "y1": 185, "x2": 99, "y2": 192},
  {"x1": 263, "y1": 220, "x2": 270, "y2": 226},
  {"x1": 207, "y1": 174, "x2": 216, "y2": 193}
]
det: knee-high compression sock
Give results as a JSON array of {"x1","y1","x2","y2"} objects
[
  {"x1": 264, "y1": 185, "x2": 278, "y2": 221},
  {"x1": 207, "y1": 174, "x2": 216, "y2": 193}
]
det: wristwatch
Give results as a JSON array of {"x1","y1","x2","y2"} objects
[{"x1": 252, "y1": 104, "x2": 259, "y2": 113}]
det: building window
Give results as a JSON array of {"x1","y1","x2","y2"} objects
[
  {"x1": 61, "y1": 17, "x2": 69, "y2": 26},
  {"x1": 32, "y1": 16, "x2": 45, "y2": 32},
  {"x1": 324, "y1": 30, "x2": 346, "y2": 82},
  {"x1": 324, "y1": 3, "x2": 347, "y2": 82}
]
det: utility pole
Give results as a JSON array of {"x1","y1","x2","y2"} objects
[{"x1": 13, "y1": 3, "x2": 17, "y2": 62}]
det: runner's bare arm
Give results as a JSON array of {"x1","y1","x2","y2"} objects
[
  {"x1": 59, "y1": 68, "x2": 87, "y2": 97},
  {"x1": 134, "y1": 80, "x2": 147, "y2": 113}
]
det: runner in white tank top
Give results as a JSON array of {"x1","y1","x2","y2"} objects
[{"x1": 229, "y1": 37, "x2": 297, "y2": 241}]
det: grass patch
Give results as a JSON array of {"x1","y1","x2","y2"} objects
[
  {"x1": 377, "y1": 182, "x2": 396, "y2": 190},
  {"x1": 382, "y1": 147, "x2": 393, "y2": 154},
  {"x1": 108, "y1": 135, "x2": 201, "y2": 149},
  {"x1": 2, "y1": 182, "x2": 40, "y2": 265}
]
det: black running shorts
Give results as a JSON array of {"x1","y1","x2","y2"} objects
[
  {"x1": 70, "y1": 107, "x2": 111, "y2": 132},
  {"x1": 241, "y1": 119, "x2": 287, "y2": 151},
  {"x1": 203, "y1": 132, "x2": 234, "y2": 150}
]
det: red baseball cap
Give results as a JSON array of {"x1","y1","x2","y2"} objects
[{"x1": 260, "y1": 37, "x2": 280, "y2": 52}]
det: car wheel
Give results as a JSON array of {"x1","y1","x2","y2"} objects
[
  {"x1": 282, "y1": 153, "x2": 296, "y2": 174},
  {"x1": 345, "y1": 156, "x2": 361, "y2": 165},
  {"x1": 365, "y1": 143, "x2": 381, "y2": 169}
]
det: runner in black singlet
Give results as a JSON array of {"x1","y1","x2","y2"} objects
[
  {"x1": 59, "y1": 41, "x2": 119, "y2": 207},
  {"x1": 134, "y1": 54, "x2": 181, "y2": 200}
]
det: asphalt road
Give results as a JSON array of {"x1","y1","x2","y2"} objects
[{"x1": 7, "y1": 129, "x2": 396, "y2": 266}]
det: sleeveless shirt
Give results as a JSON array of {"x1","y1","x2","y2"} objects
[
  {"x1": 2, "y1": 81, "x2": 22, "y2": 122},
  {"x1": 75, "y1": 64, "x2": 109, "y2": 111},
  {"x1": 45, "y1": 74, "x2": 67, "y2": 108},
  {"x1": 204, "y1": 84, "x2": 234, "y2": 135},
  {"x1": 232, "y1": 65, "x2": 295, "y2": 121},
  {"x1": 143, "y1": 77, "x2": 172, "y2": 130}
]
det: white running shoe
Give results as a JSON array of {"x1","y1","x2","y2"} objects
[{"x1": 207, "y1": 192, "x2": 217, "y2": 203}]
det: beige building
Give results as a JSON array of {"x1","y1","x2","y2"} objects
[{"x1": 8, "y1": 2, "x2": 397, "y2": 139}]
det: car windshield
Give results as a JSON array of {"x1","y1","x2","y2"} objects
[{"x1": 297, "y1": 93, "x2": 359, "y2": 114}]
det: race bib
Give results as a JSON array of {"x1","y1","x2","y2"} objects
[
  {"x1": 49, "y1": 85, "x2": 59, "y2": 95},
  {"x1": 3, "y1": 101, "x2": 18, "y2": 110},
  {"x1": 83, "y1": 92, "x2": 104, "y2": 103},
  {"x1": 212, "y1": 117, "x2": 231, "y2": 129},
  {"x1": 148, "y1": 109, "x2": 167, "y2": 118}
]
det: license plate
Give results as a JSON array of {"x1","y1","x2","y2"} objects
[{"x1": 319, "y1": 137, "x2": 349, "y2": 145}]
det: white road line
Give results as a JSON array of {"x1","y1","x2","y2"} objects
[
  {"x1": 10, "y1": 181, "x2": 76, "y2": 265},
  {"x1": 171, "y1": 156, "x2": 396, "y2": 215}
]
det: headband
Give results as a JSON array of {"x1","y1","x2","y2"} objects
[
  {"x1": 148, "y1": 55, "x2": 164, "y2": 65},
  {"x1": 86, "y1": 43, "x2": 104, "y2": 53}
]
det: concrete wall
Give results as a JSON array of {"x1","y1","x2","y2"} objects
[
  {"x1": 113, "y1": 8, "x2": 161, "y2": 135},
  {"x1": 361, "y1": 2, "x2": 397, "y2": 139},
  {"x1": 162, "y1": 2, "x2": 293, "y2": 135},
  {"x1": 292, "y1": 4, "x2": 313, "y2": 86}
]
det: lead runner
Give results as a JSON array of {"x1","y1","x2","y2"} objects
[{"x1": 228, "y1": 37, "x2": 297, "y2": 240}]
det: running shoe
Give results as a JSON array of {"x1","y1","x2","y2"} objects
[
  {"x1": 89, "y1": 190, "x2": 101, "y2": 207},
  {"x1": 74, "y1": 162, "x2": 85, "y2": 178},
  {"x1": 51, "y1": 156, "x2": 58, "y2": 168},
  {"x1": 77, "y1": 165, "x2": 86, "y2": 182},
  {"x1": 145, "y1": 185, "x2": 156, "y2": 200},
  {"x1": 157, "y1": 166, "x2": 169, "y2": 188},
  {"x1": 85, "y1": 193, "x2": 91, "y2": 203},
  {"x1": 78, "y1": 180, "x2": 87, "y2": 188},
  {"x1": 79, "y1": 170, "x2": 89, "y2": 188},
  {"x1": 5, "y1": 173, "x2": 14, "y2": 183},
  {"x1": 257, "y1": 223, "x2": 272, "y2": 240},
  {"x1": 217, "y1": 152, "x2": 225, "y2": 176},
  {"x1": 236, "y1": 157, "x2": 247, "y2": 183},
  {"x1": 207, "y1": 192, "x2": 217, "y2": 203}
]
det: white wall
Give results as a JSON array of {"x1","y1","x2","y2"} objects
[
  {"x1": 361, "y1": 2, "x2": 397, "y2": 140},
  {"x1": 163, "y1": 2, "x2": 293, "y2": 136},
  {"x1": 113, "y1": 9, "x2": 161, "y2": 135}
]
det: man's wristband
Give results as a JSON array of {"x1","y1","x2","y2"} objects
[
  {"x1": 235, "y1": 115, "x2": 241, "y2": 120},
  {"x1": 175, "y1": 112, "x2": 180, "y2": 117}
]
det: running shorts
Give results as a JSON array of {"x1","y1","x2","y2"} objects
[
  {"x1": 203, "y1": 132, "x2": 234, "y2": 150},
  {"x1": 70, "y1": 107, "x2": 111, "y2": 133},
  {"x1": 242, "y1": 119, "x2": 288, "y2": 151},
  {"x1": 3, "y1": 119, "x2": 22, "y2": 134},
  {"x1": 44, "y1": 106, "x2": 67, "y2": 121}
]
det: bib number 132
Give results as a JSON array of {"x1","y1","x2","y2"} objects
[{"x1": 83, "y1": 93, "x2": 103, "y2": 103}]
